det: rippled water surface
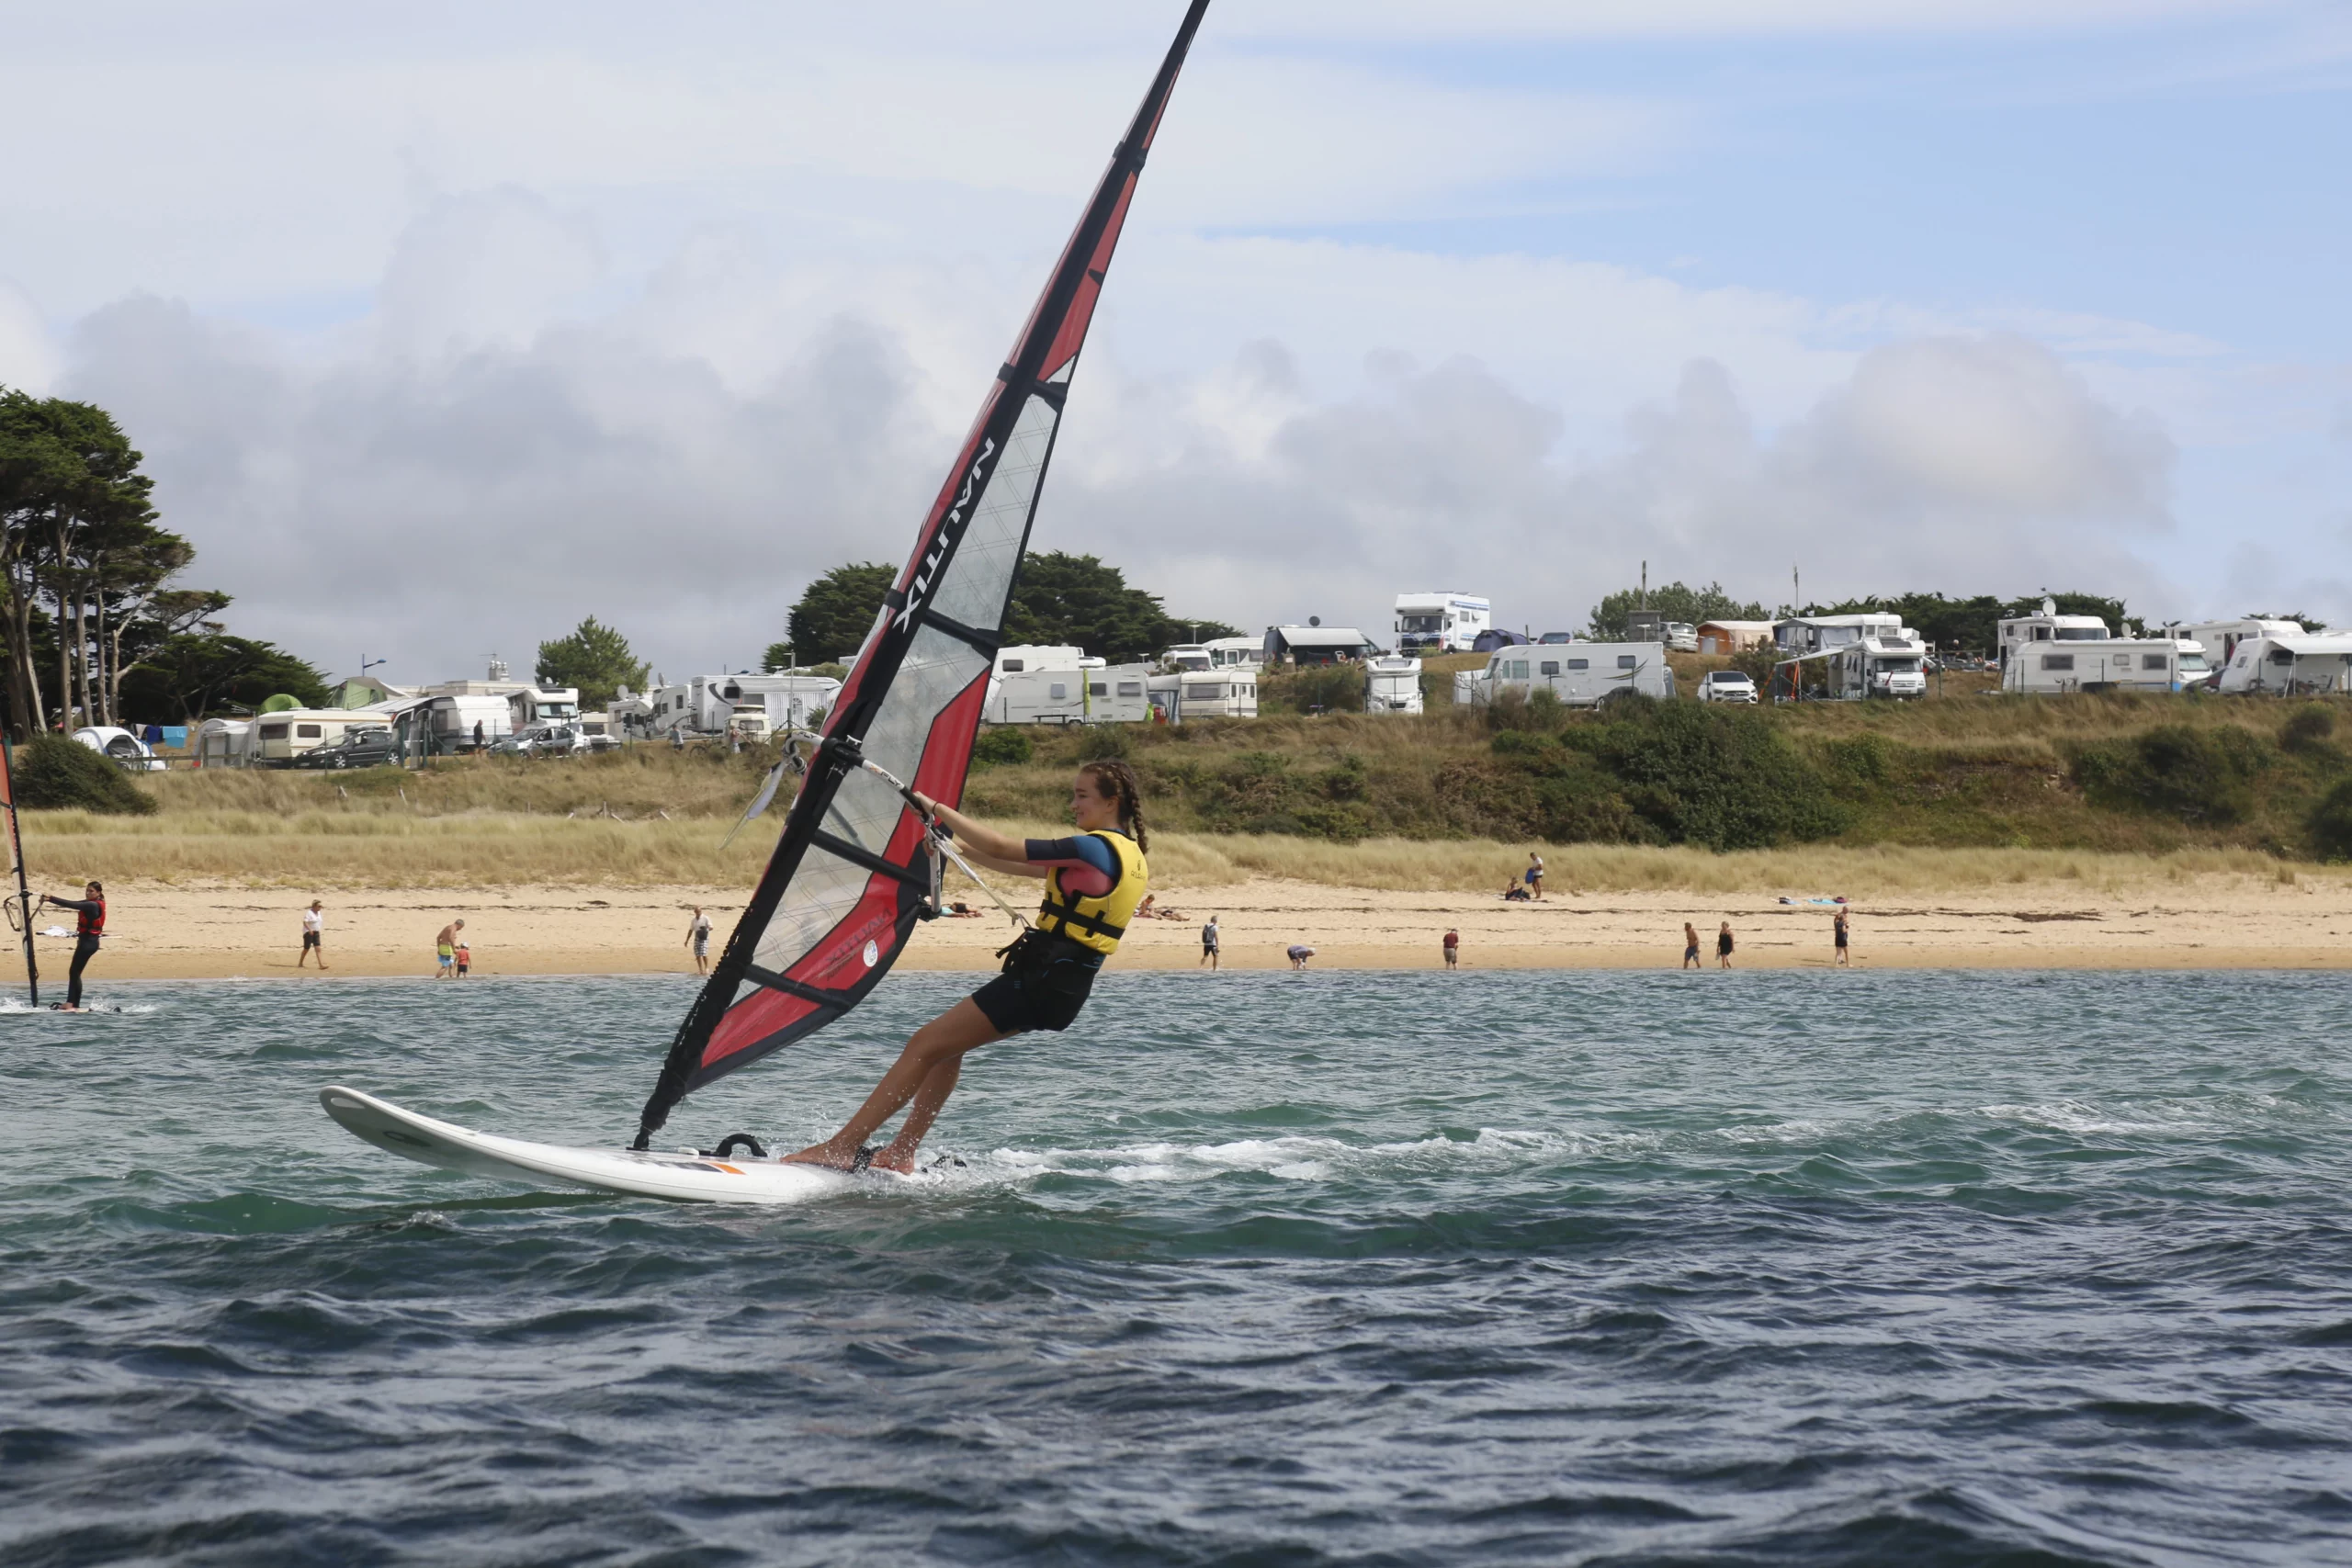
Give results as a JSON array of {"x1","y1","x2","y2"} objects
[{"x1": 4, "y1": 969, "x2": 2351, "y2": 1566}]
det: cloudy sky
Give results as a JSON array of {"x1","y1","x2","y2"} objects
[{"x1": 2, "y1": 0, "x2": 2346, "y2": 680}]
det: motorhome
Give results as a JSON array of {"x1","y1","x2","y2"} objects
[
  {"x1": 1264, "y1": 625, "x2": 1382, "y2": 665},
  {"x1": 1827, "y1": 637, "x2": 1928, "y2": 700},
  {"x1": 249, "y1": 710, "x2": 402, "y2": 767},
  {"x1": 1996, "y1": 600, "x2": 2116, "y2": 671},
  {"x1": 193, "y1": 716, "x2": 253, "y2": 769},
  {"x1": 1775, "y1": 613, "x2": 1908, "y2": 655},
  {"x1": 719, "y1": 673, "x2": 840, "y2": 733},
  {"x1": 424, "y1": 694, "x2": 514, "y2": 753},
  {"x1": 1393, "y1": 592, "x2": 1490, "y2": 655},
  {"x1": 508, "y1": 684, "x2": 582, "y2": 732},
  {"x1": 1202, "y1": 636, "x2": 1261, "y2": 670},
  {"x1": 2003, "y1": 637, "x2": 2211, "y2": 694},
  {"x1": 2215, "y1": 635, "x2": 2352, "y2": 696},
  {"x1": 2166, "y1": 618, "x2": 2308, "y2": 670},
  {"x1": 1466, "y1": 643, "x2": 1676, "y2": 707},
  {"x1": 1364, "y1": 655, "x2": 1424, "y2": 715},
  {"x1": 1147, "y1": 668, "x2": 1259, "y2": 723},
  {"x1": 994, "y1": 645, "x2": 1086, "y2": 677}
]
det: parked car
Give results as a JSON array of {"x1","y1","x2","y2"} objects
[
  {"x1": 1697, "y1": 671, "x2": 1758, "y2": 705},
  {"x1": 1537, "y1": 631, "x2": 1577, "y2": 645},
  {"x1": 493, "y1": 724, "x2": 579, "y2": 757},
  {"x1": 1665, "y1": 622, "x2": 1700, "y2": 653},
  {"x1": 293, "y1": 726, "x2": 402, "y2": 769}
]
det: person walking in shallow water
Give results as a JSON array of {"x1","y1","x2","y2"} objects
[
  {"x1": 1833, "y1": 908, "x2": 1850, "y2": 967},
  {"x1": 1682, "y1": 922, "x2": 1701, "y2": 970},
  {"x1": 685, "y1": 906, "x2": 712, "y2": 976},
  {"x1": 1199, "y1": 914, "x2": 1219, "y2": 970},
  {"x1": 1716, "y1": 920, "x2": 1735, "y2": 969}
]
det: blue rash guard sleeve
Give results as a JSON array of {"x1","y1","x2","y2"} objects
[{"x1": 1023, "y1": 834, "x2": 1119, "y2": 898}]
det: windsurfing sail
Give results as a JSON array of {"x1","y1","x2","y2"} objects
[
  {"x1": 634, "y1": 0, "x2": 1213, "y2": 1147},
  {"x1": 0, "y1": 733, "x2": 40, "y2": 1005}
]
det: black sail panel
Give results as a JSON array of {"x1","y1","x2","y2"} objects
[{"x1": 634, "y1": 1, "x2": 1212, "y2": 1145}]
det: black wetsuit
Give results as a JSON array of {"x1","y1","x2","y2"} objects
[{"x1": 50, "y1": 896, "x2": 104, "y2": 1007}]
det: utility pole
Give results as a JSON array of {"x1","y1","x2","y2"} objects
[{"x1": 1792, "y1": 566, "x2": 1801, "y2": 615}]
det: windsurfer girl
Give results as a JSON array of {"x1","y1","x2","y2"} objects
[{"x1": 786, "y1": 760, "x2": 1148, "y2": 1174}]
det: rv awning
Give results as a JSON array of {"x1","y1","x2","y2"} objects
[
  {"x1": 1273, "y1": 627, "x2": 1373, "y2": 649},
  {"x1": 2264, "y1": 636, "x2": 2352, "y2": 657}
]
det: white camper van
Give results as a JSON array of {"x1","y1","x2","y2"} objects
[
  {"x1": 2167, "y1": 618, "x2": 2308, "y2": 671},
  {"x1": 1082, "y1": 663, "x2": 1152, "y2": 724},
  {"x1": 1775, "y1": 613, "x2": 1907, "y2": 655},
  {"x1": 508, "y1": 684, "x2": 582, "y2": 732},
  {"x1": 426, "y1": 694, "x2": 514, "y2": 752},
  {"x1": 2004, "y1": 638, "x2": 2210, "y2": 694},
  {"x1": 1393, "y1": 592, "x2": 1491, "y2": 655},
  {"x1": 1470, "y1": 643, "x2": 1675, "y2": 707},
  {"x1": 1148, "y1": 669, "x2": 1259, "y2": 723},
  {"x1": 1996, "y1": 600, "x2": 2116, "y2": 671},
  {"x1": 1364, "y1": 655, "x2": 1424, "y2": 715},
  {"x1": 2216, "y1": 635, "x2": 2352, "y2": 696},
  {"x1": 1827, "y1": 637, "x2": 1928, "y2": 700}
]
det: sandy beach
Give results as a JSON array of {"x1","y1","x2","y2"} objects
[{"x1": 40, "y1": 874, "x2": 2352, "y2": 982}]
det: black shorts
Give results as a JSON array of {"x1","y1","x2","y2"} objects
[
  {"x1": 972, "y1": 933, "x2": 1102, "y2": 1034},
  {"x1": 302, "y1": 931, "x2": 321, "y2": 949}
]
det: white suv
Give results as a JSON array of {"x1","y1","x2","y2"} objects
[{"x1": 1697, "y1": 670, "x2": 1758, "y2": 705}]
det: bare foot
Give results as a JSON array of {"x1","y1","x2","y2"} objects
[
  {"x1": 867, "y1": 1147, "x2": 919, "y2": 1175},
  {"x1": 783, "y1": 1142, "x2": 862, "y2": 1171}
]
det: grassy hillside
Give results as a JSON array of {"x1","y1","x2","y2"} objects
[{"x1": 14, "y1": 690, "x2": 2350, "y2": 889}]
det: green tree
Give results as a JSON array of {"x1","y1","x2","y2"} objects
[
  {"x1": 781, "y1": 562, "x2": 896, "y2": 667},
  {"x1": 119, "y1": 633, "x2": 330, "y2": 724},
  {"x1": 535, "y1": 615, "x2": 650, "y2": 707},
  {"x1": 1006, "y1": 551, "x2": 1235, "y2": 662},
  {"x1": 1587, "y1": 581, "x2": 1767, "y2": 640}
]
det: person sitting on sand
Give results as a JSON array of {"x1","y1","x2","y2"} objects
[
  {"x1": 1287, "y1": 943, "x2": 1315, "y2": 971},
  {"x1": 1502, "y1": 881, "x2": 1531, "y2": 902},
  {"x1": 946, "y1": 901, "x2": 980, "y2": 919},
  {"x1": 1136, "y1": 893, "x2": 1158, "y2": 920},
  {"x1": 1442, "y1": 929, "x2": 1458, "y2": 970},
  {"x1": 435, "y1": 919, "x2": 464, "y2": 979},
  {"x1": 1682, "y1": 922, "x2": 1701, "y2": 970},
  {"x1": 1716, "y1": 920, "x2": 1735, "y2": 969}
]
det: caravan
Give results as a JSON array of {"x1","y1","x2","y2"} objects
[
  {"x1": 1364, "y1": 656, "x2": 1424, "y2": 715},
  {"x1": 1468, "y1": 643, "x2": 1675, "y2": 707},
  {"x1": 250, "y1": 710, "x2": 402, "y2": 767},
  {"x1": 1393, "y1": 592, "x2": 1490, "y2": 655},
  {"x1": 2004, "y1": 637, "x2": 2210, "y2": 694},
  {"x1": 1148, "y1": 668, "x2": 1259, "y2": 723},
  {"x1": 2167, "y1": 618, "x2": 2308, "y2": 670},
  {"x1": 2216, "y1": 635, "x2": 2352, "y2": 696}
]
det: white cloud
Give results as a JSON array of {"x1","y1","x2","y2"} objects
[{"x1": 0, "y1": 279, "x2": 57, "y2": 394}]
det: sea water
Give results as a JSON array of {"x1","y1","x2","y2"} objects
[{"x1": 2, "y1": 969, "x2": 2349, "y2": 1566}]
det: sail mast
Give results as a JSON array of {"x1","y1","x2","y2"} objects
[
  {"x1": 0, "y1": 733, "x2": 40, "y2": 1006},
  {"x1": 633, "y1": 0, "x2": 1214, "y2": 1147}
]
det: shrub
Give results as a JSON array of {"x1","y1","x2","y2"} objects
[
  {"x1": 2281, "y1": 705, "x2": 2337, "y2": 757},
  {"x1": 2312, "y1": 778, "x2": 2352, "y2": 862},
  {"x1": 970, "y1": 726, "x2": 1033, "y2": 768},
  {"x1": 11, "y1": 736, "x2": 159, "y2": 816},
  {"x1": 1575, "y1": 701, "x2": 1847, "y2": 851},
  {"x1": 2072, "y1": 725, "x2": 2269, "y2": 825},
  {"x1": 1261, "y1": 665, "x2": 1363, "y2": 716}
]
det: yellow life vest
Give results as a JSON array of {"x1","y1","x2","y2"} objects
[{"x1": 1035, "y1": 829, "x2": 1148, "y2": 957}]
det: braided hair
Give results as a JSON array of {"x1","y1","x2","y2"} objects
[{"x1": 1080, "y1": 759, "x2": 1148, "y2": 853}]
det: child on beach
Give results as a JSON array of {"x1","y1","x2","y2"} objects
[{"x1": 455, "y1": 942, "x2": 470, "y2": 977}]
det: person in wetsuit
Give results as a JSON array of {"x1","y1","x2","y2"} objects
[
  {"x1": 40, "y1": 881, "x2": 106, "y2": 1010},
  {"x1": 786, "y1": 760, "x2": 1149, "y2": 1175}
]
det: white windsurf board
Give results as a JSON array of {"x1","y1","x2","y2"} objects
[{"x1": 320, "y1": 1085, "x2": 877, "y2": 1204}]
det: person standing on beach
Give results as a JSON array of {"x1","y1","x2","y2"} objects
[
  {"x1": 1442, "y1": 928, "x2": 1459, "y2": 970},
  {"x1": 685, "y1": 907, "x2": 712, "y2": 976},
  {"x1": 39, "y1": 882, "x2": 106, "y2": 1010},
  {"x1": 1716, "y1": 920, "x2": 1735, "y2": 969},
  {"x1": 1833, "y1": 908, "x2": 1849, "y2": 966},
  {"x1": 1525, "y1": 852, "x2": 1545, "y2": 900},
  {"x1": 455, "y1": 940, "x2": 471, "y2": 977},
  {"x1": 435, "y1": 919, "x2": 464, "y2": 978},
  {"x1": 1199, "y1": 915, "x2": 1220, "y2": 970},
  {"x1": 1682, "y1": 922, "x2": 1701, "y2": 970},
  {"x1": 300, "y1": 900, "x2": 327, "y2": 970}
]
